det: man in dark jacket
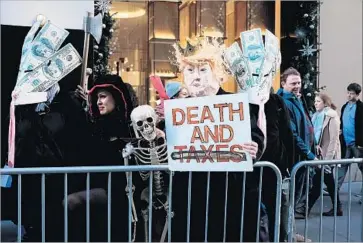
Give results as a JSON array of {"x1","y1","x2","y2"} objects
[
  {"x1": 338, "y1": 83, "x2": 363, "y2": 195},
  {"x1": 277, "y1": 67, "x2": 318, "y2": 219},
  {"x1": 261, "y1": 88, "x2": 295, "y2": 241},
  {"x1": 170, "y1": 38, "x2": 264, "y2": 242}
]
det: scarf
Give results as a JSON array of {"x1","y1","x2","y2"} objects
[{"x1": 312, "y1": 108, "x2": 327, "y2": 144}]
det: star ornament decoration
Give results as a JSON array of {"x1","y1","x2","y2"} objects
[
  {"x1": 299, "y1": 40, "x2": 317, "y2": 58},
  {"x1": 95, "y1": 0, "x2": 111, "y2": 15}
]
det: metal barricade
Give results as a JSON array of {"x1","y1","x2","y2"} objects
[
  {"x1": 1, "y1": 161, "x2": 282, "y2": 243},
  {"x1": 254, "y1": 161, "x2": 283, "y2": 242},
  {"x1": 1, "y1": 165, "x2": 169, "y2": 243},
  {"x1": 287, "y1": 158, "x2": 363, "y2": 242}
]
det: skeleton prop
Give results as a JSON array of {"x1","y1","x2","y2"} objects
[{"x1": 123, "y1": 105, "x2": 171, "y2": 242}]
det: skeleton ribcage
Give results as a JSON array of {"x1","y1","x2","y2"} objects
[{"x1": 132, "y1": 138, "x2": 168, "y2": 195}]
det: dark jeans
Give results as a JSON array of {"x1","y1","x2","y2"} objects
[
  {"x1": 338, "y1": 145, "x2": 363, "y2": 189},
  {"x1": 294, "y1": 167, "x2": 311, "y2": 213},
  {"x1": 262, "y1": 170, "x2": 290, "y2": 242},
  {"x1": 308, "y1": 168, "x2": 341, "y2": 210}
]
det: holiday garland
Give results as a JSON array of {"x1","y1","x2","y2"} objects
[
  {"x1": 94, "y1": 0, "x2": 116, "y2": 80},
  {"x1": 290, "y1": 1, "x2": 324, "y2": 113}
]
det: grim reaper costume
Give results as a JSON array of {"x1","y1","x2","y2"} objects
[
  {"x1": 3, "y1": 89, "x2": 102, "y2": 242},
  {"x1": 86, "y1": 74, "x2": 144, "y2": 242},
  {"x1": 1, "y1": 18, "x2": 100, "y2": 241},
  {"x1": 168, "y1": 37, "x2": 265, "y2": 242}
]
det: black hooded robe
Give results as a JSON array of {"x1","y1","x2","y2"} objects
[
  {"x1": 2, "y1": 91, "x2": 103, "y2": 242},
  {"x1": 86, "y1": 74, "x2": 147, "y2": 242}
]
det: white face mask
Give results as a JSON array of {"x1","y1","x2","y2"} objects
[{"x1": 183, "y1": 62, "x2": 220, "y2": 97}]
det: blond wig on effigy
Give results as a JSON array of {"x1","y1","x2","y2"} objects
[{"x1": 170, "y1": 37, "x2": 230, "y2": 83}]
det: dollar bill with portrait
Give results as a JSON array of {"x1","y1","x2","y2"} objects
[
  {"x1": 17, "y1": 21, "x2": 69, "y2": 84},
  {"x1": 224, "y1": 42, "x2": 252, "y2": 91},
  {"x1": 240, "y1": 28, "x2": 265, "y2": 87},
  {"x1": 15, "y1": 43, "x2": 82, "y2": 94}
]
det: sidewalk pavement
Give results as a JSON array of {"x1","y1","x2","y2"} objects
[{"x1": 295, "y1": 182, "x2": 363, "y2": 242}]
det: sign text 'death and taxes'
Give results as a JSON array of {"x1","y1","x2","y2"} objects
[{"x1": 165, "y1": 93, "x2": 253, "y2": 172}]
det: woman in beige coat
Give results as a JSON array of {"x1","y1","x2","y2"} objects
[{"x1": 308, "y1": 93, "x2": 342, "y2": 216}]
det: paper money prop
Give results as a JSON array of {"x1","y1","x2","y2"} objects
[
  {"x1": 240, "y1": 28, "x2": 265, "y2": 88},
  {"x1": 224, "y1": 28, "x2": 281, "y2": 150},
  {"x1": 6, "y1": 17, "x2": 82, "y2": 176},
  {"x1": 224, "y1": 28, "x2": 281, "y2": 105},
  {"x1": 15, "y1": 44, "x2": 82, "y2": 94},
  {"x1": 223, "y1": 42, "x2": 251, "y2": 91},
  {"x1": 17, "y1": 21, "x2": 70, "y2": 83},
  {"x1": 265, "y1": 29, "x2": 281, "y2": 72}
]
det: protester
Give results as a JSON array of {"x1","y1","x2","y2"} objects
[
  {"x1": 4, "y1": 87, "x2": 99, "y2": 242},
  {"x1": 155, "y1": 81, "x2": 190, "y2": 131},
  {"x1": 165, "y1": 81, "x2": 190, "y2": 99},
  {"x1": 170, "y1": 37, "x2": 264, "y2": 242},
  {"x1": 79, "y1": 74, "x2": 143, "y2": 241}
]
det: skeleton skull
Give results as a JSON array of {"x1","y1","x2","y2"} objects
[{"x1": 131, "y1": 105, "x2": 158, "y2": 141}]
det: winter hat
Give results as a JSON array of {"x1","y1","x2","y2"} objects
[
  {"x1": 88, "y1": 75, "x2": 134, "y2": 121},
  {"x1": 165, "y1": 81, "x2": 182, "y2": 99}
]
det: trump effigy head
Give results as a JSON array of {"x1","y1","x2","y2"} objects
[{"x1": 171, "y1": 37, "x2": 229, "y2": 98}]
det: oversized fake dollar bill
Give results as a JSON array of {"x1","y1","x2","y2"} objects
[
  {"x1": 224, "y1": 42, "x2": 251, "y2": 91},
  {"x1": 265, "y1": 29, "x2": 281, "y2": 73},
  {"x1": 33, "y1": 21, "x2": 69, "y2": 50},
  {"x1": 20, "y1": 19, "x2": 42, "y2": 66},
  {"x1": 15, "y1": 43, "x2": 82, "y2": 94},
  {"x1": 240, "y1": 28, "x2": 265, "y2": 87},
  {"x1": 17, "y1": 21, "x2": 69, "y2": 84},
  {"x1": 256, "y1": 58, "x2": 274, "y2": 104}
]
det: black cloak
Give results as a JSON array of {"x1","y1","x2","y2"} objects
[{"x1": 170, "y1": 88, "x2": 265, "y2": 242}]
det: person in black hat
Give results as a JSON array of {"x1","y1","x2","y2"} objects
[{"x1": 72, "y1": 74, "x2": 143, "y2": 242}]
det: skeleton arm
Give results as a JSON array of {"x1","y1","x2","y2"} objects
[{"x1": 122, "y1": 143, "x2": 139, "y2": 234}]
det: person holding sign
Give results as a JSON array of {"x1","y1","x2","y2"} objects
[{"x1": 169, "y1": 37, "x2": 264, "y2": 242}]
